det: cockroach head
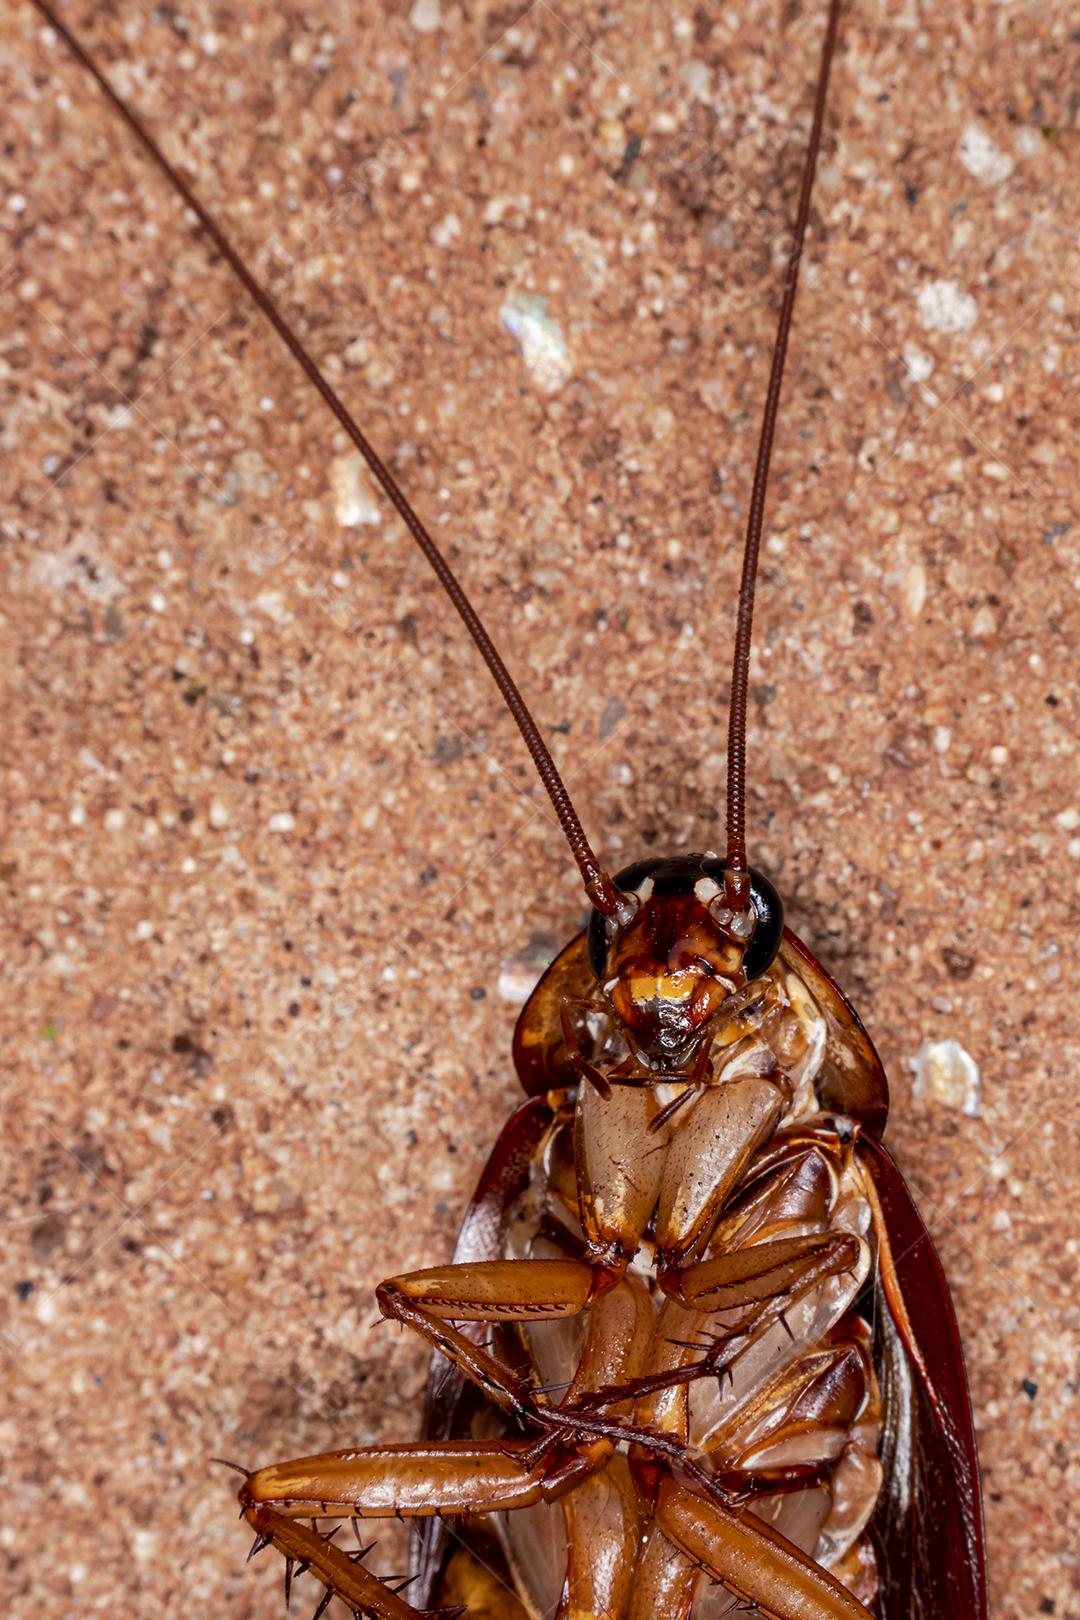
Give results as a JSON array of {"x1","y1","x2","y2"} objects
[{"x1": 586, "y1": 854, "x2": 783, "y2": 1057}]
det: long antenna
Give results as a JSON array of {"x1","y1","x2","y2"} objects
[
  {"x1": 724, "y1": 0, "x2": 843, "y2": 909},
  {"x1": 29, "y1": 0, "x2": 621, "y2": 916}
]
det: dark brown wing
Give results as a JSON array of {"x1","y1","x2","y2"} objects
[
  {"x1": 409, "y1": 1095, "x2": 556, "y2": 1603},
  {"x1": 859, "y1": 1133, "x2": 988, "y2": 1620}
]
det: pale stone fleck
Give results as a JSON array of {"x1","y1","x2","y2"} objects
[
  {"x1": 268, "y1": 812, "x2": 295, "y2": 833},
  {"x1": 330, "y1": 451, "x2": 381, "y2": 527},
  {"x1": 498, "y1": 961, "x2": 542, "y2": 1004},
  {"x1": 409, "y1": 0, "x2": 442, "y2": 32},
  {"x1": 132, "y1": 1529, "x2": 158, "y2": 1564},
  {"x1": 957, "y1": 123, "x2": 1014, "y2": 186},
  {"x1": 255, "y1": 590, "x2": 290, "y2": 623},
  {"x1": 917, "y1": 279, "x2": 978, "y2": 334},
  {"x1": 679, "y1": 60, "x2": 712, "y2": 101},
  {"x1": 431, "y1": 212, "x2": 462, "y2": 248},
  {"x1": 911, "y1": 1037, "x2": 982, "y2": 1116},
  {"x1": 903, "y1": 346, "x2": 934, "y2": 383},
  {"x1": 500, "y1": 294, "x2": 571, "y2": 393},
  {"x1": 901, "y1": 562, "x2": 927, "y2": 618}
]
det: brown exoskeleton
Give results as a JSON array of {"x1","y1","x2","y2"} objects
[{"x1": 32, "y1": 0, "x2": 988, "y2": 1614}]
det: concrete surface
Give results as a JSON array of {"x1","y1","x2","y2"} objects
[{"x1": 1, "y1": 0, "x2": 1077, "y2": 1615}]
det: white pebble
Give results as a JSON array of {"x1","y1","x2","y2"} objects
[
  {"x1": 498, "y1": 962, "x2": 542, "y2": 1004},
  {"x1": 135, "y1": 920, "x2": 155, "y2": 941},
  {"x1": 903, "y1": 346, "x2": 934, "y2": 383},
  {"x1": 500, "y1": 294, "x2": 571, "y2": 394},
  {"x1": 911, "y1": 1038, "x2": 981, "y2": 1117},
  {"x1": 330, "y1": 451, "x2": 381, "y2": 527},
  {"x1": 1055, "y1": 807, "x2": 1079, "y2": 830},
  {"x1": 409, "y1": 0, "x2": 441, "y2": 31},
  {"x1": 901, "y1": 562, "x2": 927, "y2": 619},
  {"x1": 431, "y1": 213, "x2": 462, "y2": 248},
  {"x1": 917, "y1": 279, "x2": 978, "y2": 334},
  {"x1": 679, "y1": 60, "x2": 711, "y2": 101},
  {"x1": 149, "y1": 592, "x2": 167, "y2": 613},
  {"x1": 957, "y1": 123, "x2": 1014, "y2": 186},
  {"x1": 69, "y1": 803, "x2": 86, "y2": 827},
  {"x1": 132, "y1": 1529, "x2": 158, "y2": 1564},
  {"x1": 268, "y1": 812, "x2": 295, "y2": 833},
  {"x1": 104, "y1": 808, "x2": 125, "y2": 831},
  {"x1": 208, "y1": 800, "x2": 229, "y2": 828}
]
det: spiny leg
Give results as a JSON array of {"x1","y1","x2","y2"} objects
[
  {"x1": 560, "y1": 1231, "x2": 861, "y2": 1417},
  {"x1": 377, "y1": 1255, "x2": 732, "y2": 1442},
  {"x1": 241, "y1": 1437, "x2": 610, "y2": 1619},
  {"x1": 375, "y1": 1257, "x2": 749, "y2": 1510},
  {"x1": 652, "y1": 1475, "x2": 874, "y2": 1620},
  {"x1": 375, "y1": 1256, "x2": 599, "y2": 1419}
]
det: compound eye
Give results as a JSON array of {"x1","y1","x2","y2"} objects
[
  {"x1": 741, "y1": 868, "x2": 784, "y2": 980},
  {"x1": 586, "y1": 889, "x2": 639, "y2": 977},
  {"x1": 586, "y1": 905, "x2": 612, "y2": 978},
  {"x1": 706, "y1": 866, "x2": 784, "y2": 979}
]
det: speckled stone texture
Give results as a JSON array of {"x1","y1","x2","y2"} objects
[{"x1": 1, "y1": 1, "x2": 1077, "y2": 1615}]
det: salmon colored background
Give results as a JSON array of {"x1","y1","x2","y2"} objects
[{"x1": 2, "y1": 1, "x2": 1076, "y2": 1615}]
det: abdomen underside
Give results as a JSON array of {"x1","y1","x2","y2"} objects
[{"x1": 430, "y1": 944, "x2": 885, "y2": 1616}]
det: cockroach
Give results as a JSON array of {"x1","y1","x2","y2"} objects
[{"x1": 27, "y1": 0, "x2": 988, "y2": 1615}]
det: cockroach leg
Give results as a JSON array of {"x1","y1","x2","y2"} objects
[
  {"x1": 673, "y1": 1232, "x2": 860, "y2": 1315},
  {"x1": 560, "y1": 1453, "x2": 643, "y2": 1619},
  {"x1": 651, "y1": 1477, "x2": 872, "y2": 1620},
  {"x1": 239, "y1": 1438, "x2": 607, "y2": 1620},
  {"x1": 377, "y1": 1257, "x2": 668, "y2": 1430},
  {"x1": 559, "y1": 1003, "x2": 612, "y2": 1098},
  {"x1": 240, "y1": 1437, "x2": 609, "y2": 1524},
  {"x1": 376, "y1": 1257, "x2": 598, "y2": 1419}
]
